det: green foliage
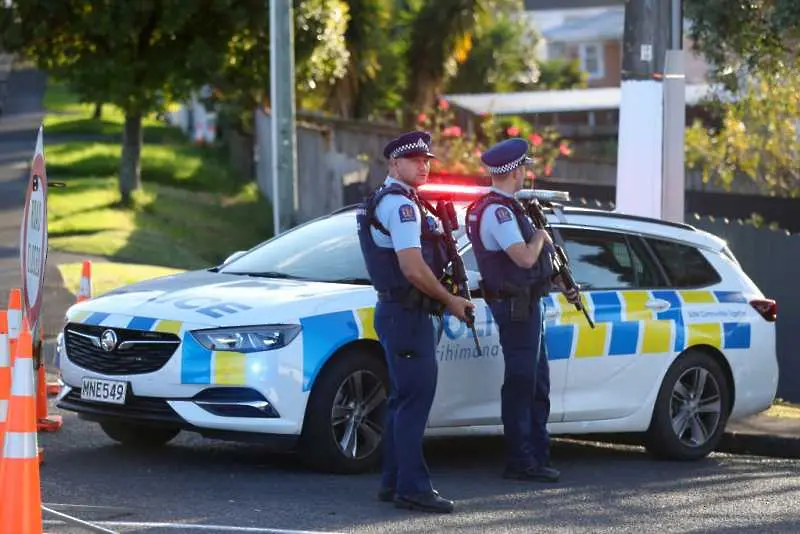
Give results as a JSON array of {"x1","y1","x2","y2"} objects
[
  {"x1": 685, "y1": 58, "x2": 800, "y2": 198},
  {"x1": 1, "y1": 1, "x2": 244, "y2": 115},
  {"x1": 685, "y1": 0, "x2": 800, "y2": 83},
  {"x1": 536, "y1": 58, "x2": 588, "y2": 90},
  {"x1": 446, "y1": 2, "x2": 540, "y2": 94},
  {"x1": 209, "y1": 0, "x2": 351, "y2": 133}
]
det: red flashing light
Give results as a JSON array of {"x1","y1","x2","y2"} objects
[{"x1": 418, "y1": 183, "x2": 490, "y2": 201}]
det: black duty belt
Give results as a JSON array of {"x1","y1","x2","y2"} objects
[{"x1": 377, "y1": 288, "x2": 410, "y2": 302}]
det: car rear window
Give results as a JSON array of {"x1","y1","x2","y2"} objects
[{"x1": 645, "y1": 238, "x2": 721, "y2": 288}]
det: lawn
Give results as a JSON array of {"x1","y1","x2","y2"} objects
[
  {"x1": 44, "y1": 80, "x2": 273, "y2": 270},
  {"x1": 58, "y1": 261, "x2": 186, "y2": 298}
]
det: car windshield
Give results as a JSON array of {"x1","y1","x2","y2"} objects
[{"x1": 217, "y1": 206, "x2": 470, "y2": 284}]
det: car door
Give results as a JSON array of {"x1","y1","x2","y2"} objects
[{"x1": 552, "y1": 226, "x2": 673, "y2": 422}]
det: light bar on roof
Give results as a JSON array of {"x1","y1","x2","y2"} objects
[
  {"x1": 417, "y1": 183, "x2": 490, "y2": 200},
  {"x1": 516, "y1": 189, "x2": 571, "y2": 202}
]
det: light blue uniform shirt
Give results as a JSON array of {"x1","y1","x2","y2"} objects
[
  {"x1": 479, "y1": 187, "x2": 527, "y2": 251},
  {"x1": 372, "y1": 176, "x2": 422, "y2": 251}
]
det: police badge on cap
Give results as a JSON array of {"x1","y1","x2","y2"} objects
[
  {"x1": 383, "y1": 131, "x2": 437, "y2": 160},
  {"x1": 481, "y1": 138, "x2": 533, "y2": 175}
]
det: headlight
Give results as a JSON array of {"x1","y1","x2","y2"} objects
[{"x1": 190, "y1": 324, "x2": 301, "y2": 353}]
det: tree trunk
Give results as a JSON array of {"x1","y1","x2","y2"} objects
[
  {"x1": 93, "y1": 102, "x2": 103, "y2": 119},
  {"x1": 119, "y1": 111, "x2": 143, "y2": 206}
]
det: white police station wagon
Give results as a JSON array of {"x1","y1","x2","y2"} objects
[{"x1": 55, "y1": 185, "x2": 779, "y2": 473}]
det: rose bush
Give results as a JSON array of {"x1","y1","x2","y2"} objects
[{"x1": 416, "y1": 97, "x2": 572, "y2": 186}]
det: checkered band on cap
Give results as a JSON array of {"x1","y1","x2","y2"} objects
[
  {"x1": 486, "y1": 154, "x2": 528, "y2": 174},
  {"x1": 391, "y1": 138, "x2": 429, "y2": 158}
]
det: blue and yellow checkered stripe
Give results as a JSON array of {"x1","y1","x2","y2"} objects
[{"x1": 541, "y1": 289, "x2": 751, "y2": 361}]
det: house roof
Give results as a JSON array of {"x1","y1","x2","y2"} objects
[
  {"x1": 444, "y1": 84, "x2": 724, "y2": 115},
  {"x1": 541, "y1": 7, "x2": 695, "y2": 43},
  {"x1": 542, "y1": 7, "x2": 624, "y2": 42}
]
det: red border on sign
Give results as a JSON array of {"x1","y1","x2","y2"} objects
[{"x1": 20, "y1": 152, "x2": 48, "y2": 329}]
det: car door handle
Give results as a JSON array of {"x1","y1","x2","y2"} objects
[
  {"x1": 544, "y1": 308, "x2": 558, "y2": 320},
  {"x1": 645, "y1": 299, "x2": 670, "y2": 311}
]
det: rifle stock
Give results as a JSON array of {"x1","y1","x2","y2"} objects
[
  {"x1": 436, "y1": 200, "x2": 482, "y2": 355},
  {"x1": 525, "y1": 200, "x2": 595, "y2": 329}
]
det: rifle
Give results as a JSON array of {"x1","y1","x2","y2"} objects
[
  {"x1": 523, "y1": 198, "x2": 595, "y2": 329},
  {"x1": 435, "y1": 200, "x2": 482, "y2": 356}
]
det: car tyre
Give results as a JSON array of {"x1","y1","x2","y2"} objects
[
  {"x1": 100, "y1": 421, "x2": 180, "y2": 448},
  {"x1": 645, "y1": 350, "x2": 731, "y2": 461},
  {"x1": 300, "y1": 347, "x2": 388, "y2": 474}
]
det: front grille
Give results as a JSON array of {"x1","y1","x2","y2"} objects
[{"x1": 64, "y1": 322, "x2": 180, "y2": 375}]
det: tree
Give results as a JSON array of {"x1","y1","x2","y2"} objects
[
  {"x1": 206, "y1": 0, "x2": 351, "y2": 176},
  {"x1": 684, "y1": 58, "x2": 800, "y2": 197},
  {"x1": 684, "y1": 0, "x2": 800, "y2": 84},
  {"x1": 1, "y1": 1, "x2": 251, "y2": 205}
]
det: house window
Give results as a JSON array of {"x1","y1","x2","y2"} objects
[
  {"x1": 548, "y1": 42, "x2": 566, "y2": 60},
  {"x1": 579, "y1": 43, "x2": 604, "y2": 80}
]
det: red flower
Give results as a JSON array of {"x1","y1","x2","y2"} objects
[
  {"x1": 559, "y1": 143, "x2": 571, "y2": 156},
  {"x1": 438, "y1": 98, "x2": 449, "y2": 110},
  {"x1": 442, "y1": 126, "x2": 462, "y2": 137},
  {"x1": 544, "y1": 164, "x2": 553, "y2": 176},
  {"x1": 529, "y1": 133, "x2": 543, "y2": 146},
  {"x1": 417, "y1": 113, "x2": 428, "y2": 124},
  {"x1": 506, "y1": 126, "x2": 520, "y2": 136}
]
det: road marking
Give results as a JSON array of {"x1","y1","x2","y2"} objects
[{"x1": 42, "y1": 519, "x2": 346, "y2": 533}]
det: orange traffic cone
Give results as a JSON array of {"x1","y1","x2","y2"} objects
[
  {"x1": 0, "y1": 311, "x2": 8, "y2": 476},
  {"x1": 76, "y1": 260, "x2": 92, "y2": 302},
  {"x1": 0, "y1": 318, "x2": 43, "y2": 534},
  {"x1": 36, "y1": 363, "x2": 62, "y2": 433},
  {"x1": 7, "y1": 289, "x2": 21, "y2": 362}
]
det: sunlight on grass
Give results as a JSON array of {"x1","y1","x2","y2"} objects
[
  {"x1": 765, "y1": 402, "x2": 800, "y2": 419},
  {"x1": 58, "y1": 261, "x2": 187, "y2": 298}
]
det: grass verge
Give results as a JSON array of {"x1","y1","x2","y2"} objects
[
  {"x1": 44, "y1": 79, "x2": 272, "y2": 269},
  {"x1": 58, "y1": 261, "x2": 186, "y2": 298},
  {"x1": 765, "y1": 400, "x2": 800, "y2": 419}
]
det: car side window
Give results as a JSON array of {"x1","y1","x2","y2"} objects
[
  {"x1": 558, "y1": 228, "x2": 663, "y2": 290},
  {"x1": 645, "y1": 238, "x2": 721, "y2": 288}
]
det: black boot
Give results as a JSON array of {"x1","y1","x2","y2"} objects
[
  {"x1": 394, "y1": 491, "x2": 454, "y2": 513},
  {"x1": 503, "y1": 465, "x2": 560, "y2": 482}
]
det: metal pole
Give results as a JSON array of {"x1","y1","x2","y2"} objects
[
  {"x1": 661, "y1": 0, "x2": 686, "y2": 223},
  {"x1": 269, "y1": 0, "x2": 298, "y2": 236}
]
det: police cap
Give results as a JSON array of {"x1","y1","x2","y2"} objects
[
  {"x1": 383, "y1": 131, "x2": 436, "y2": 160},
  {"x1": 481, "y1": 137, "x2": 533, "y2": 175}
]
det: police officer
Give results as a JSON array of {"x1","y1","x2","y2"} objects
[
  {"x1": 465, "y1": 137, "x2": 580, "y2": 482},
  {"x1": 356, "y1": 131, "x2": 474, "y2": 513}
]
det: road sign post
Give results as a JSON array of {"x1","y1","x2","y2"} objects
[{"x1": 20, "y1": 125, "x2": 48, "y2": 338}]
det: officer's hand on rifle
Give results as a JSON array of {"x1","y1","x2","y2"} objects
[
  {"x1": 535, "y1": 228, "x2": 553, "y2": 246},
  {"x1": 553, "y1": 275, "x2": 581, "y2": 306},
  {"x1": 445, "y1": 294, "x2": 475, "y2": 323}
]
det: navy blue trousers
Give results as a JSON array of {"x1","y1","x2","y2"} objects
[
  {"x1": 374, "y1": 302, "x2": 442, "y2": 496},
  {"x1": 488, "y1": 298, "x2": 551, "y2": 470}
]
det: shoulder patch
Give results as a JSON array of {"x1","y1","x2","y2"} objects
[
  {"x1": 495, "y1": 206, "x2": 513, "y2": 224},
  {"x1": 398, "y1": 203, "x2": 417, "y2": 223}
]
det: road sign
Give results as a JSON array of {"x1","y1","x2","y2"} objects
[{"x1": 20, "y1": 126, "x2": 48, "y2": 330}]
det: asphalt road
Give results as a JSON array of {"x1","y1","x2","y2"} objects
[{"x1": 38, "y1": 404, "x2": 800, "y2": 534}]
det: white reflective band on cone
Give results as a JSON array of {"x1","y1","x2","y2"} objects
[
  {"x1": 3, "y1": 431, "x2": 38, "y2": 459},
  {"x1": 0, "y1": 333, "x2": 8, "y2": 365},
  {"x1": 10, "y1": 361, "x2": 34, "y2": 397},
  {"x1": 7, "y1": 310, "x2": 20, "y2": 339},
  {"x1": 0, "y1": 399, "x2": 6, "y2": 420}
]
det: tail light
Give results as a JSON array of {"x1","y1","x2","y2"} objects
[{"x1": 750, "y1": 299, "x2": 777, "y2": 322}]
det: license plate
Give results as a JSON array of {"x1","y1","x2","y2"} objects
[{"x1": 80, "y1": 377, "x2": 128, "y2": 405}]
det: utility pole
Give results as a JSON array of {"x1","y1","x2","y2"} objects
[
  {"x1": 660, "y1": 0, "x2": 686, "y2": 223},
  {"x1": 615, "y1": 0, "x2": 671, "y2": 219},
  {"x1": 269, "y1": 0, "x2": 299, "y2": 235}
]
